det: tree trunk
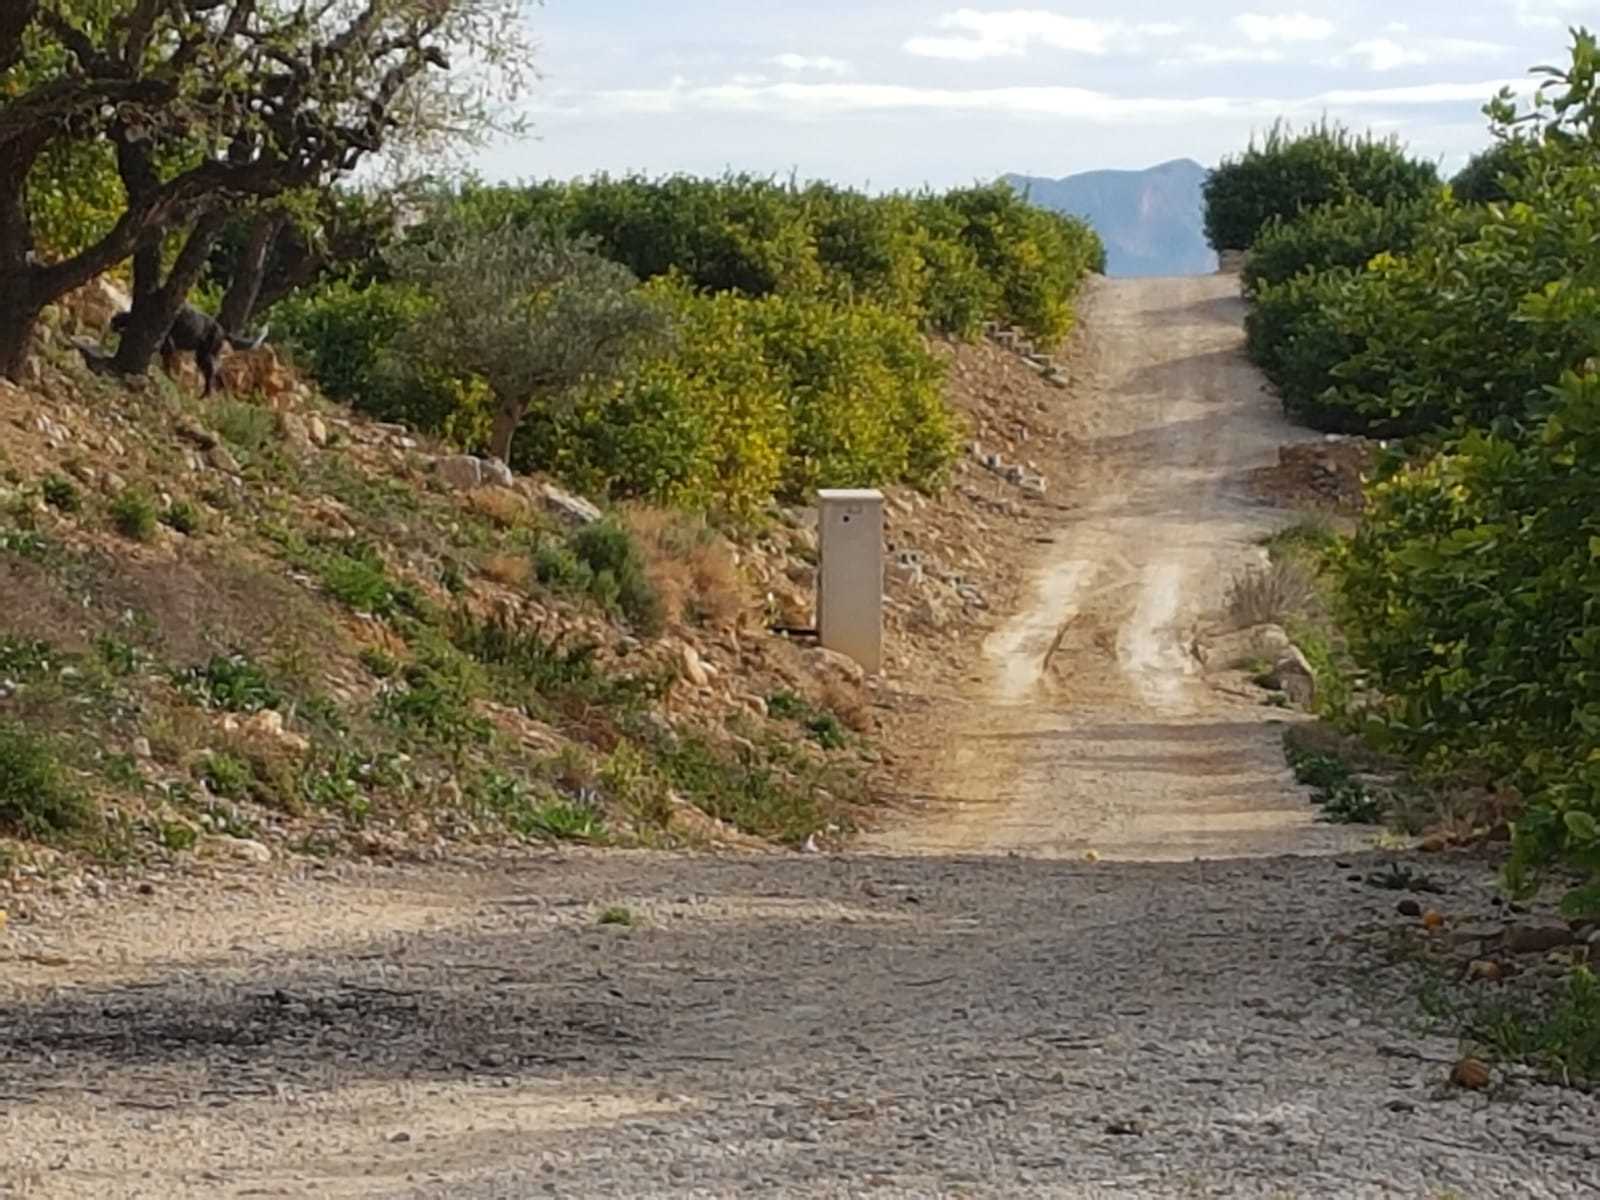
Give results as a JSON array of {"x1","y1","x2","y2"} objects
[
  {"x1": 489, "y1": 400, "x2": 524, "y2": 464},
  {"x1": 0, "y1": 132, "x2": 43, "y2": 382},
  {"x1": 0, "y1": 286, "x2": 44, "y2": 383},
  {"x1": 112, "y1": 208, "x2": 227, "y2": 377},
  {"x1": 111, "y1": 239, "x2": 174, "y2": 376},
  {"x1": 218, "y1": 210, "x2": 285, "y2": 335}
]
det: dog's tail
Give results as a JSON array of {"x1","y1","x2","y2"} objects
[{"x1": 226, "y1": 325, "x2": 270, "y2": 351}]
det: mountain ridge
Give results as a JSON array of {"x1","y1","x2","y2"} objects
[{"x1": 1005, "y1": 159, "x2": 1217, "y2": 278}]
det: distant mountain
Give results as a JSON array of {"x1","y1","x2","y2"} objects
[{"x1": 1004, "y1": 159, "x2": 1216, "y2": 278}]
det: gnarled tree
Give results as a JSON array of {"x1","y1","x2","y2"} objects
[{"x1": 0, "y1": 0, "x2": 532, "y2": 382}]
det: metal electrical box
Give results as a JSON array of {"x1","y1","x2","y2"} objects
[{"x1": 816, "y1": 489, "x2": 884, "y2": 675}]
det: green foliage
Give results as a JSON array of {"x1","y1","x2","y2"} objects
[
  {"x1": 109, "y1": 488, "x2": 158, "y2": 542},
  {"x1": 597, "y1": 905, "x2": 635, "y2": 926},
  {"x1": 1237, "y1": 34, "x2": 1600, "y2": 908},
  {"x1": 306, "y1": 540, "x2": 424, "y2": 618},
  {"x1": 649, "y1": 726, "x2": 841, "y2": 844},
  {"x1": 1203, "y1": 119, "x2": 1441, "y2": 252},
  {"x1": 176, "y1": 654, "x2": 283, "y2": 714},
  {"x1": 520, "y1": 282, "x2": 790, "y2": 518},
  {"x1": 1434, "y1": 964, "x2": 1600, "y2": 1084},
  {"x1": 41, "y1": 475, "x2": 80, "y2": 514},
  {"x1": 1283, "y1": 731, "x2": 1382, "y2": 824},
  {"x1": 566, "y1": 521, "x2": 664, "y2": 635},
  {"x1": 198, "y1": 752, "x2": 252, "y2": 799},
  {"x1": 521, "y1": 281, "x2": 958, "y2": 514},
  {"x1": 376, "y1": 649, "x2": 490, "y2": 752},
  {"x1": 214, "y1": 400, "x2": 277, "y2": 456},
  {"x1": 387, "y1": 210, "x2": 673, "y2": 463},
  {"x1": 529, "y1": 521, "x2": 663, "y2": 634},
  {"x1": 161, "y1": 499, "x2": 202, "y2": 535},
  {"x1": 1451, "y1": 140, "x2": 1536, "y2": 204},
  {"x1": 764, "y1": 689, "x2": 848, "y2": 749},
  {"x1": 1242, "y1": 195, "x2": 1434, "y2": 294},
  {"x1": 0, "y1": 724, "x2": 93, "y2": 839},
  {"x1": 276, "y1": 174, "x2": 1095, "y2": 516},
  {"x1": 273, "y1": 280, "x2": 494, "y2": 444},
  {"x1": 469, "y1": 770, "x2": 606, "y2": 842}
]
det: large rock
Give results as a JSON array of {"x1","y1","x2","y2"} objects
[
  {"x1": 805, "y1": 646, "x2": 866, "y2": 686},
  {"x1": 435, "y1": 454, "x2": 484, "y2": 490},
  {"x1": 480, "y1": 457, "x2": 515, "y2": 489},
  {"x1": 678, "y1": 644, "x2": 710, "y2": 688},
  {"x1": 278, "y1": 412, "x2": 314, "y2": 451},
  {"x1": 1197, "y1": 623, "x2": 1292, "y2": 671},
  {"x1": 539, "y1": 481, "x2": 602, "y2": 526},
  {"x1": 1268, "y1": 646, "x2": 1317, "y2": 707}
]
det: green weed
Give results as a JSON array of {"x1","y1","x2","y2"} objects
[
  {"x1": 110, "y1": 488, "x2": 158, "y2": 541},
  {"x1": 0, "y1": 724, "x2": 94, "y2": 839}
]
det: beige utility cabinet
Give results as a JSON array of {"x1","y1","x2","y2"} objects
[{"x1": 816, "y1": 489, "x2": 884, "y2": 675}]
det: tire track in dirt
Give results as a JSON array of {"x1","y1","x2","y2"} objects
[{"x1": 862, "y1": 274, "x2": 1369, "y2": 862}]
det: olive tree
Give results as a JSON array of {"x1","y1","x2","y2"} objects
[{"x1": 387, "y1": 215, "x2": 673, "y2": 466}]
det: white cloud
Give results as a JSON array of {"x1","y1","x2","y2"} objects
[
  {"x1": 771, "y1": 53, "x2": 851, "y2": 75},
  {"x1": 1234, "y1": 12, "x2": 1337, "y2": 45},
  {"x1": 1344, "y1": 38, "x2": 1429, "y2": 70},
  {"x1": 1511, "y1": 0, "x2": 1594, "y2": 29},
  {"x1": 902, "y1": 9, "x2": 1182, "y2": 61},
  {"x1": 1166, "y1": 44, "x2": 1286, "y2": 66},
  {"x1": 1338, "y1": 36, "x2": 1505, "y2": 72},
  {"x1": 560, "y1": 75, "x2": 1538, "y2": 122}
]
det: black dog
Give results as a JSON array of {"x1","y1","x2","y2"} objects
[{"x1": 110, "y1": 304, "x2": 268, "y2": 396}]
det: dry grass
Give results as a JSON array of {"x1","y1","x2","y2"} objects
[
  {"x1": 623, "y1": 507, "x2": 745, "y2": 630},
  {"x1": 821, "y1": 678, "x2": 873, "y2": 734},
  {"x1": 466, "y1": 486, "x2": 532, "y2": 529},
  {"x1": 481, "y1": 552, "x2": 530, "y2": 589},
  {"x1": 1225, "y1": 558, "x2": 1317, "y2": 629}
]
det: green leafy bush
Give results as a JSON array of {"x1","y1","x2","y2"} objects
[
  {"x1": 568, "y1": 520, "x2": 664, "y2": 635},
  {"x1": 1235, "y1": 33, "x2": 1600, "y2": 911},
  {"x1": 176, "y1": 654, "x2": 283, "y2": 713},
  {"x1": 110, "y1": 488, "x2": 158, "y2": 542},
  {"x1": 41, "y1": 475, "x2": 80, "y2": 513},
  {"x1": 1451, "y1": 139, "x2": 1536, "y2": 204},
  {"x1": 1242, "y1": 195, "x2": 1434, "y2": 294},
  {"x1": 1204, "y1": 119, "x2": 1440, "y2": 252},
  {"x1": 276, "y1": 173, "x2": 1097, "y2": 517},
  {"x1": 0, "y1": 724, "x2": 93, "y2": 838}
]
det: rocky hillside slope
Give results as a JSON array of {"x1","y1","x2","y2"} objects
[{"x1": 0, "y1": 283, "x2": 1084, "y2": 903}]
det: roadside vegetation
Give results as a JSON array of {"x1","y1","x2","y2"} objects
[
  {"x1": 1210, "y1": 28, "x2": 1600, "y2": 1081},
  {"x1": 0, "y1": 2, "x2": 1103, "y2": 872}
]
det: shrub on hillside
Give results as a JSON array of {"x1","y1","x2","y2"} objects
[
  {"x1": 1254, "y1": 167, "x2": 1598, "y2": 434},
  {"x1": 1203, "y1": 120, "x2": 1440, "y2": 252},
  {"x1": 1242, "y1": 195, "x2": 1435, "y2": 294},
  {"x1": 517, "y1": 282, "x2": 790, "y2": 518},
  {"x1": 519, "y1": 284, "x2": 958, "y2": 513},
  {"x1": 386, "y1": 214, "x2": 673, "y2": 464},
  {"x1": 1335, "y1": 370, "x2": 1600, "y2": 908},
  {"x1": 1450, "y1": 139, "x2": 1537, "y2": 204}
]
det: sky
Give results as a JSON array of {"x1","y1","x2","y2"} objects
[{"x1": 471, "y1": 1, "x2": 1597, "y2": 190}]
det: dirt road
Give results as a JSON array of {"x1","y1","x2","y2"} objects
[
  {"x1": 865, "y1": 275, "x2": 1363, "y2": 862},
  {"x1": 4, "y1": 277, "x2": 1598, "y2": 1198}
]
